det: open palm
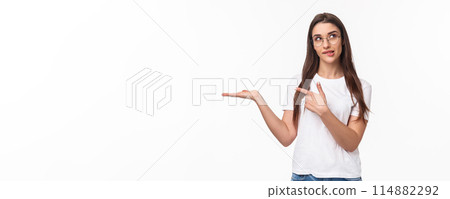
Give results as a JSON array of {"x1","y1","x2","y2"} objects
[{"x1": 222, "y1": 90, "x2": 257, "y2": 101}]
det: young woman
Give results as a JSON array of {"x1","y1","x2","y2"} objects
[{"x1": 222, "y1": 13, "x2": 372, "y2": 181}]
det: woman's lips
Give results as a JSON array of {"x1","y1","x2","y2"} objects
[{"x1": 323, "y1": 50, "x2": 334, "y2": 57}]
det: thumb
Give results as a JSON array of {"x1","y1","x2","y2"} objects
[{"x1": 317, "y1": 82, "x2": 326, "y2": 100}]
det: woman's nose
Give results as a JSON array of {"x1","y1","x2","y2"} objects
[{"x1": 322, "y1": 39, "x2": 330, "y2": 48}]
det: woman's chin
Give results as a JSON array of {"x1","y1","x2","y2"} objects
[{"x1": 320, "y1": 56, "x2": 339, "y2": 64}]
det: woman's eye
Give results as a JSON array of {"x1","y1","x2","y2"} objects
[
  {"x1": 329, "y1": 34, "x2": 336, "y2": 38},
  {"x1": 314, "y1": 37, "x2": 322, "y2": 41}
]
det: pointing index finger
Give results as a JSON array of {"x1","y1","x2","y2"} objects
[{"x1": 296, "y1": 87, "x2": 309, "y2": 95}]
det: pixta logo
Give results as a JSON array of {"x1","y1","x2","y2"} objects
[{"x1": 126, "y1": 68, "x2": 172, "y2": 116}]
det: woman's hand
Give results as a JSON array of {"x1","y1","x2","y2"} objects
[
  {"x1": 296, "y1": 82, "x2": 330, "y2": 116},
  {"x1": 222, "y1": 90, "x2": 258, "y2": 100},
  {"x1": 222, "y1": 90, "x2": 266, "y2": 105}
]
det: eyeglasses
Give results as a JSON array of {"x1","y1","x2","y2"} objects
[{"x1": 312, "y1": 33, "x2": 341, "y2": 47}]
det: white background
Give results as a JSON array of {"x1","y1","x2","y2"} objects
[{"x1": 0, "y1": 0, "x2": 449, "y2": 181}]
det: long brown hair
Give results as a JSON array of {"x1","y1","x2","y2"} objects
[{"x1": 293, "y1": 12, "x2": 370, "y2": 127}]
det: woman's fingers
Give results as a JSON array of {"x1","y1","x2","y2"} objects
[
  {"x1": 222, "y1": 92, "x2": 240, "y2": 97},
  {"x1": 222, "y1": 92, "x2": 234, "y2": 97},
  {"x1": 222, "y1": 90, "x2": 251, "y2": 99},
  {"x1": 296, "y1": 87, "x2": 308, "y2": 95},
  {"x1": 313, "y1": 92, "x2": 325, "y2": 105},
  {"x1": 304, "y1": 100, "x2": 313, "y2": 110},
  {"x1": 305, "y1": 94, "x2": 312, "y2": 102},
  {"x1": 296, "y1": 88, "x2": 313, "y2": 99},
  {"x1": 296, "y1": 87, "x2": 325, "y2": 105},
  {"x1": 316, "y1": 82, "x2": 326, "y2": 101},
  {"x1": 296, "y1": 84, "x2": 329, "y2": 115}
]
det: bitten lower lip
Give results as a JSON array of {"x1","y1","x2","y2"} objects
[{"x1": 324, "y1": 51, "x2": 334, "y2": 56}]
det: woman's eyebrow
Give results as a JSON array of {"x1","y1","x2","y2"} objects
[{"x1": 313, "y1": 30, "x2": 339, "y2": 37}]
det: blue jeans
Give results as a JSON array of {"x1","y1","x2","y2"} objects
[{"x1": 291, "y1": 173, "x2": 362, "y2": 181}]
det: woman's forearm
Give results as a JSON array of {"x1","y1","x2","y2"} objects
[
  {"x1": 319, "y1": 110, "x2": 360, "y2": 152},
  {"x1": 253, "y1": 93, "x2": 296, "y2": 147}
]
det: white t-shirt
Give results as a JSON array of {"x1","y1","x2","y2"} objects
[{"x1": 282, "y1": 73, "x2": 372, "y2": 178}]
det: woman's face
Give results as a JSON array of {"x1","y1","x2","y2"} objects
[{"x1": 311, "y1": 22, "x2": 343, "y2": 64}]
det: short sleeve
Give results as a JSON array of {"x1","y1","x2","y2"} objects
[
  {"x1": 281, "y1": 74, "x2": 302, "y2": 111},
  {"x1": 350, "y1": 79, "x2": 372, "y2": 120}
]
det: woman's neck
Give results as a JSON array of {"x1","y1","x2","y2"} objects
[{"x1": 317, "y1": 61, "x2": 344, "y2": 79}]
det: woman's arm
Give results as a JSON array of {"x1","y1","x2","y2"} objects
[
  {"x1": 319, "y1": 111, "x2": 367, "y2": 152},
  {"x1": 222, "y1": 90, "x2": 298, "y2": 147}
]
